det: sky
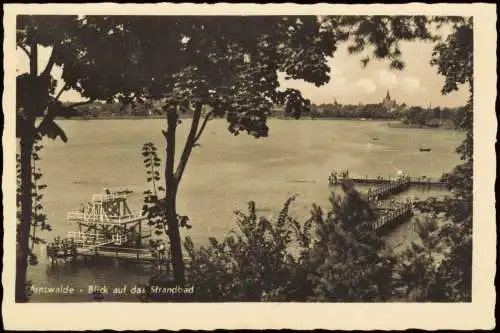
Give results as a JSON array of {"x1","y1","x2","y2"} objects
[
  {"x1": 17, "y1": 37, "x2": 469, "y2": 108},
  {"x1": 278, "y1": 41, "x2": 469, "y2": 108}
]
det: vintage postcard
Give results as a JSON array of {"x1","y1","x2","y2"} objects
[{"x1": 2, "y1": 2, "x2": 496, "y2": 330}]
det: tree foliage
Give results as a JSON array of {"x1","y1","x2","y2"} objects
[
  {"x1": 322, "y1": 16, "x2": 440, "y2": 69},
  {"x1": 151, "y1": 181, "x2": 392, "y2": 302},
  {"x1": 16, "y1": 135, "x2": 51, "y2": 298},
  {"x1": 176, "y1": 16, "x2": 474, "y2": 302},
  {"x1": 393, "y1": 17, "x2": 473, "y2": 302},
  {"x1": 16, "y1": 15, "x2": 141, "y2": 301},
  {"x1": 117, "y1": 15, "x2": 350, "y2": 284},
  {"x1": 146, "y1": 182, "x2": 396, "y2": 302},
  {"x1": 182, "y1": 196, "x2": 308, "y2": 301},
  {"x1": 305, "y1": 181, "x2": 396, "y2": 302}
]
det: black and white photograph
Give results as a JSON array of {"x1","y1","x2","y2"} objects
[{"x1": 2, "y1": 3, "x2": 496, "y2": 331}]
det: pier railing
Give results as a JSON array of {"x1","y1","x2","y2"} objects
[
  {"x1": 92, "y1": 193, "x2": 129, "y2": 203},
  {"x1": 67, "y1": 211, "x2": 145, "y2": 225},
  {"x1": 111, "y1": 234, "x2": 128, "y2": 245},
  {"x1": 67, "y1": 231, "x2": 106, "y2": 245},
  {"x1": 366, "y1": 177, "x2": 410, "y2": 201},
  {"x1": 328, "y1": 169, "x2": 448, "y2": 187},
  {"x1": 350, "y1": 176, "x2": 447, "y2": 187},
  {"x1": 372, "y1": 202, "x2": 413, "y2": 231}
]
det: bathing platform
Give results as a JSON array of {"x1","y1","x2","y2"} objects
[{"x1": 47, "y1": 190, "x2": 169, "y2": 266}]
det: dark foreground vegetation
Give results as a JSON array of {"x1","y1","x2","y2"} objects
[{"x1": 140, "y1": 147, "x2": 471, "y2": 302}]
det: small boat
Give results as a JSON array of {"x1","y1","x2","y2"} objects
[
  {"x1": 419, "y1": 147, "x2": 431, "y2": 152},
  {"x1": 372, "y1": 137, "x2": 379, "y2": 141}
]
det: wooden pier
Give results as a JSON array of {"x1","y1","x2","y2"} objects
[
  {"x1": 74, "y1": 245, "x2": 192, "y2": 267},
  {"x1": 328, "y1": 170, "x2": 423, "y2": 234},
  {"x1": 366, "y1": 177, "x2": 411, "y2": 201},
  {"x1": 328, "y1": 169, "x2": 447, "y2": 188},
  {"x1": 372, "y1": 202, "x2": 413, "y2": 233},
  {"x1": 349, "y1": 176, "x2": 447, "y2": 187}
]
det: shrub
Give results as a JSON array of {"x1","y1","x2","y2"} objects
[{"x1": 183, "y1": 180, "x2": 397, "y2": 302}]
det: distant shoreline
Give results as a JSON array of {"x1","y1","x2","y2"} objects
[
  {"x1": 63, "y1": 116, "x2": 396, "y2": 121},
  {"x1": 65, "y1": 115, "x2": 178, "y2": 120},
  {"x1": 59, "y1": 116, "x2": 462, "y2": 130},
  {"x1": 386, "y1": 121, "x2": 463, "y2": 131}
]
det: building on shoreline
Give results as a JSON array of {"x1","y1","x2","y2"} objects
[{"x1": 381, "y1": 90, "x2": 397, "y2": 112}]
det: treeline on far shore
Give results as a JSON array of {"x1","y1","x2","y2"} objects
[
  {"x1": 309, "y1": 103, "x2": 468, "y2": 129},
  {"x1": 66, "y1": 101, "x2": 468, "y2": 130}
]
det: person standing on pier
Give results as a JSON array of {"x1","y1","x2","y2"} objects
[{"x1": 155, "y1": 241, "x2": 167, "y2": 272}]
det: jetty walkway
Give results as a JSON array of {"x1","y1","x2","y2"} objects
[
  {"x1": 328, "y1": 169, "x2": 431, "y2": 234},
  {"x1": 328, "y1": 168, "x2": 447, "y2": 188},
  {"x1": 372, "y1": 202, "x2": 413, "y2": 233},
  {"x1": 348, "y1": 176, "x2": 447, "y2": 187},
  {"x1": 366, "y1": 177, "x2": 410, "y2": 201}
]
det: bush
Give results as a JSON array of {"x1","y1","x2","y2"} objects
[
  {"x1": 183, "y1": 196, "x2": 314, "y2": 301},
  {"x1": 182, "y1": 180, "x2": 398, "y2": 302},
  {"x1": 305, "y1": 180, "x2": 397, "y2": 302},
  {"x1": 142, "y1": 180, "x2": 471, "y2": 302}
]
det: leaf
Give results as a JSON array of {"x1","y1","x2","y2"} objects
[
  {"x1": 37, "y1": 118, "x2": 68, "y2": 142},
  {"x1": 47, "y1": 101, "x2": 82, "y2": 119},
  {"x1": 208, "y1": 237, "x2": 218, "y2": 248}
]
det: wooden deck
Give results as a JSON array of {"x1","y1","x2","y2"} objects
[
  {"x1": 67, "y1": 211, "x2": 146, "y2": 225},
  {"x1": 373, "y1": 203, "x2": 414, "y2": 233},
  {"x1": 326, "y1": 172, "x2": 448, "y2": 234},
  {"x1": 78, "y1": 246, "x2": 156, "y2": 262},
  {"x1": 366, "y1": 177, "x2": 411, "y2": 201},
  {"x1": 349, "y1": 177, "x2": 447, "y2": 187},
  {"x1": 73, "y1": 245, "x2": 192, "y2": 267}
]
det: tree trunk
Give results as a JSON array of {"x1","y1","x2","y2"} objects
[
  {"x1": 163, "y1": 104, "x2": 204, "y2": 285},
  {"x1": 164, "y1": 109, "x2": 184, "y2": 284},
  {"x1": 16, "y1": 134, "x2": 34, "y2": 302},
  {"x1": 166, "y1": 188, "x2": 184, "y2": 285},
  {"x1": 16, "y1": 37, "x2": 38, "y2": 302}
]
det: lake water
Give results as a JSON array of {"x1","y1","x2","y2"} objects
[{"x1": 26, "y1": 118, "x2": 464, "y2": 301}]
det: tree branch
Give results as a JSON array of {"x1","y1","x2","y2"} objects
[
  {"x1": 41, "y1": 49, "x2": 56, "y2": 78},
  {"x1": 18, "y1": 44, "x2": 30, "y2": 58},
  {"x1": 67, "y1": 99, "x2": 95, "y2": 108},
  {"x1": 54, "y1": 83, "x2": 69, "y2": 101},
  {"x1": 29, "y1": 39, "x2": 37, "y2": 78},
  {"x1": 194, "y1": 110, "x2": 214, "y2": 144},
  {"x1": 174, "y1": 103, "x2": 203, "y2": 182}
]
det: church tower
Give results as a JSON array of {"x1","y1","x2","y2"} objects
[
  {"x1": 385, "y1": 90, "x2": 391, "y2": 102},
  {"x1": 382, "y1": 90, "x2": 396, "y2": 110}
]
